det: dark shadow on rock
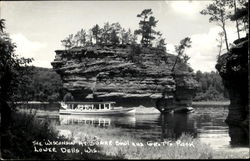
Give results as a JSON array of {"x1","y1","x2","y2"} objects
[{"x1": 228, "y1": 125, "x2": 249, "y2": 147}]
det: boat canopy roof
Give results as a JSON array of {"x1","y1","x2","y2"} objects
[{"x1": 62, "y1": 101, "x2": 116, "y2": 105}]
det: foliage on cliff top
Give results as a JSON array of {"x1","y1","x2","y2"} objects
[
  {"x1": 61, "y1": 9, "x2": 167, "y2": 51},
  {"x1": 58, "y1": 8, "x2": 193, "y2": 76}
]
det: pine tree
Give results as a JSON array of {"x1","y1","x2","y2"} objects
[
  {"x1": 92, "y1": 24, "x2": 101, "y2": 44},
  {"x1": 201, "y1": 0, "x2": 231, "y2": 51},
  {"x1": 135, "y1": 9, "x2": 161, "y2": 47}
]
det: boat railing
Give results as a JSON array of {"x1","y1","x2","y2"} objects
[
  {"x1": 60, "y1": 101, "x2": 116, "y2": 105},
  {"x1": 59, "y1": 101, "x2": 116, "y2": 110}
]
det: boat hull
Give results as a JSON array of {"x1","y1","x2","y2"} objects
[
  {"x1": 59, "y1": 108, "x2": 136, "y2": 116},
  {"x1": 173, "y1": 107, "x2": 194, "y2": 113}
]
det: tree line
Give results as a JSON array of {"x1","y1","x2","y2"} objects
[
  {"x1": 14, "y1": 67, "x2": 64, "y2": 103},
  {"x1": 61, "y1": 9, "x2": 166, "y2": 50},
  {"x1": 61, "y1": 22, "x2": 137, "y2": 48},
  {"x1": 193, "y1": 70, "x2": 229, "y2": 101}
]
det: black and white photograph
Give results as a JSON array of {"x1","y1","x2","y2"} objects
[{"x1": 0, "y1": 0, "x2": 249, "y2": 160}]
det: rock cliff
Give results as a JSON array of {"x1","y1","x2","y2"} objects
[
  {"x1": 216, "y1": 36, "x2": 248, "y2": 126},
  {"x1": 216, "y1": 35, "x2": 249, "y2": 146},
  {"x1": 51, "y1": 44, "x2": 198, "y2": 111}
]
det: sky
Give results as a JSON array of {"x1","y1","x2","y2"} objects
[{"x1": 0, "y1": 0, "x2": 241, "y2": 72}]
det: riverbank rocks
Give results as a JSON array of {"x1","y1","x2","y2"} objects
[
  {"x1": 51, "y1": 44, "x2": 198, "y2": 110},
  {"x1": 216, "y1": 35, "x2": 249, "y2": 146}
]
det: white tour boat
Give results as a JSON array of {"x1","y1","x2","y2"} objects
[{"x1": 59, "y1": 101, "x2": 135, "y2": 115}]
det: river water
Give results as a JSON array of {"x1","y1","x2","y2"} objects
[{"x1": 25, "y1": 104, "x2": 249, "y2": 153}]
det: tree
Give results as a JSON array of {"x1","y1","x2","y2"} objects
[
  {"x1": 86, "y1": 29, "x2": 93, "y2": 45},
  {"x1": 171, "y1": 37, "x2": 192, "y2": 72},
  {"x1": 130, "y1": 31, "x2": 138, "y2": 44},
  {"x1": 74, "y1": 31, "x2": 81, "y2": 47},
  {"x1": 0, "y1": 19, "x2": 33, "y2": 130},
  {"x1": 109, "y1": 22, "x2": 121, "y2": 45},
  {"x1": 232, "y1": 0, "x2": 241, "y2": 39},
  {"x1": 61, "y1": 34, "x2": 75, "y2": 49},
  {"x1": 110, "y1": 30, "x2": 120, "y2": 45},
  {"x1": 195, "y1": 70, "x2": 203, "y2": 82},
  {"x1": 182, "y1": 54, "x2": 190, "y2": 64},
  {"x1": 92, "y1": 24, "x2": 101, "y2": 44},
  {"x1": 156, "y1": 36, "x2": 167, "y2": 51},
  {"x1": 216, "y1": 32, "x2": 225, "y2": 57},
  {"x1": 120, "y1": 28, "x2": 137, "y2": 45},
  {"x1": 135, "y1": 9, "x2": 161, "y2": 47},
  {"x1": 120, "y1": 28, "x2": 136, "y2": 44},
  {"x1": 74, "y1": 29, "x2": 86, "y2": 47},
  {"x1": 101, "y1": 22, "x2": 112, "y2": 44},
  {"x1": 79, "y1": 29, "x2": 87, "y2": 46},
  {"x1": 201, "y1": 0, "x2": 230, "y2": 51},
  {"x1": 111, "y1": 22, "x2": 122, "y2": 32},
  {"x1": 230, "y1": 1, "x2": 248, "y2": 35},
  {"x1": 121, "y1": 28, "x2": 129, "y2": 44},
  {"x1": 0, "y1": 19, "x2": 5, "y2": 33}
]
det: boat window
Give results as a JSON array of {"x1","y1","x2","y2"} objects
[
  {"x1": 104, "y1": 104, "x2": 110, "y2": 109},
  {"x1": 105, "y1": 122, "x2": 110, "y2": 126},
  {"x1": 101, "y1": 104, "x2": 104, "y2": 109},
  {"x1": 78, "y1": 105, "x2": 84, "y2": 110},
  {"x1": 94, "y1": 104, "x2": 99, "y2": 110},
  {"x1": 86, "y1": 120, "x2": 91, "y2": 124}
]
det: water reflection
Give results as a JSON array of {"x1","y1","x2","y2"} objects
[
  {"x1": 56, "y1": 113, "x2": 199, "y2": 141},
  {"x1": 33, "y1": 106, "x2": 249, "y2": 149},
  {"x1": 59, "y1": 115, "x2": 136, "y2": 128},
  {"x1": 160, "y1": 113, "x2": 198, "y2": 140}
]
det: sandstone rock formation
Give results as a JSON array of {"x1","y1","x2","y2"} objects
[
  {"x1": 216, "y1": 35, "x2": 249, "y2": 146},
  {"x1": 216, "y1": 36, "x2": 248, "y2": 126},
  {"x1": 51, "y1": 44, "x2": 198, "y2": 111}
]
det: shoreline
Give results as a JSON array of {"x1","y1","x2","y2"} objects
[
  {"x1": 56, "y1": 124, "x2": 249, "y2": 159},
  {"x1": 192, "y1": 101, "x2": 230, "y2": 106},
  {"x1": 16, "y1": 100, "x2": 230, "y2": 105},
  {"x1": 17, "y1": 100, "x2": 230, "y2": 115}
]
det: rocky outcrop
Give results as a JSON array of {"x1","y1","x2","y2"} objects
[
  {"x1": 216, "y1": 35, "x2": 249, "y2": 146},
  {"x1": 216, "y1": 36, "x2": 248, "y2": 126},
  {"x1": 51, "y1": 44, "x2": 198, "y2": 111}
]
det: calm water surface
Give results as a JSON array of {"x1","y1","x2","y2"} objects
[{"x1": 31, "y1": 105, "x2": 248, "y2": 151}]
